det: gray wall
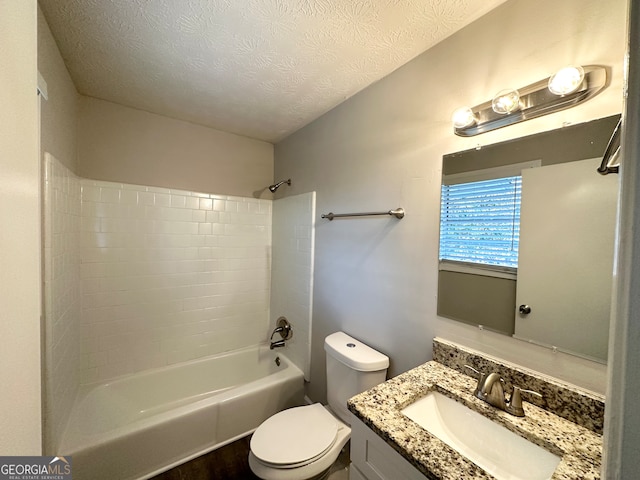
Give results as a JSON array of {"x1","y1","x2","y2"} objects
[
  {"x1": 275, "y1": 0, "x2": 626, "y2": 403},
  {"x1": 77, "y1": 97, "x2": 274, "y2": 197},
  {"x1": 437, "y1": 271, "x2": 516, "y2": 334}
]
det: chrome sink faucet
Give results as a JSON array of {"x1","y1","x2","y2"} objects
[{"x1": 465, "y1": 365, "x2": 541, "y2": 417}]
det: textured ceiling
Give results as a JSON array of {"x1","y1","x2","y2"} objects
[{"x1": 40, "y1": 0, "x2": 507, "y2": 143}]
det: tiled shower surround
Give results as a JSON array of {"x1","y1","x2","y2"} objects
[
  {"x1": 270, "y1": 193, "x2": 316, "y2": 380},
  {"x1": 79, "y1": 179, "x2": 272, "y2": 383},
  {"x1": 43, "y1": 153, "x2": 82, "y2": 452},
  {"x1": 44, "y1": 155, "x2": 321, "y2": 451}
]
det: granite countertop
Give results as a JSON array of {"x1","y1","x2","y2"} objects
[{"x1": 348, "y1": 361, "x2": 602, "y2": 480}]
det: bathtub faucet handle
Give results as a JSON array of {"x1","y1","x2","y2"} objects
[
  {"x1": 270, "y1": 317, "x2": 292, "y2": 349},
  {"x1": 270, "y1": 326, "x2": 284, "y2": 338}
]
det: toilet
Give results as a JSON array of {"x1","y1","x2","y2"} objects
[{"x1": 248, "y1": 331, "x2": 389, "y2": 480}]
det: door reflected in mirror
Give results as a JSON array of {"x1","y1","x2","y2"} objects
[{"x1": 437, "y1": 115, "x2": 620, "y2": 363}]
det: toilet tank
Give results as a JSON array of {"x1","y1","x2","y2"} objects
[{"x1": 324, "y1": 332, "x2": 389, "y2": 425}]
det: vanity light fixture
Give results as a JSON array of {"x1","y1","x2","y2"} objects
[
  {"x1": 491, "y1": 89, "x2": 521, "y2": 114},
  {"x1": 451, "y1": 107, "x2": 477, "y2": 129},
  {"x1": 453, "y1": 65, "x2": 607, "y2": 136},
  {"x1": 548, "y1": 65, "x2": 585, "y2": 95}
]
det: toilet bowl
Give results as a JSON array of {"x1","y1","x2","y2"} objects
[
  {"x1": 248, "y1": 332, "x2": 389, "y2": 480},
  {"x1": 248, "y1": 404, "x2": 350, "y2": 480}
]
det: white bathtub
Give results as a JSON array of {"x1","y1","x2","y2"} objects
[{"x1": 60, "y1": 346, "x2": 304, "y2": 480}]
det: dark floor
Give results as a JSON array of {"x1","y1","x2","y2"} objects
[
  {"x1": 151, "y1": 436, "x2": 350, "y2": 480},
  {"x1": 152, "y1": 436, "x2": 259, "y2": 480}
]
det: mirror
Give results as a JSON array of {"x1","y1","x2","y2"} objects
[{"x1": 437, "y1": 114, "x2": 620, "y2": 362}]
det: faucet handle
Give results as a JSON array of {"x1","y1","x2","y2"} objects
[
  {"x1": 506, "y1": 386, "x2": 542, "y2": 417},
  {"x1": 464, "y1": 365, "x2": 486, "y2": 397}
]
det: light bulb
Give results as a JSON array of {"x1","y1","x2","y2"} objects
[
  {"x1": 548, "y1": 66, "x2": 585, "y2": 95},
  {"x1": 491, "y1": 89, "x2": 521, "y2": 114},
  {"x1": 452, "y1": 107, "x2": 477, "y2": 129}
]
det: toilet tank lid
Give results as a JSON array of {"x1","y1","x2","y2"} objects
[{"x1": 324, "y1": 332, "x2": 389, "y2": 372}]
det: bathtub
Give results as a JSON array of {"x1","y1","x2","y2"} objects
[{"x1": 60, "y1": 346, "x2": 304, "y2": 480}]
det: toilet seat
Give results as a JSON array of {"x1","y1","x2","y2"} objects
[
  {"x1": 249, "y1": 410, "x2": 351, "y2": 480},
  {"x1": 250, "y1": 404, "x2": 338, "y2": 468}
]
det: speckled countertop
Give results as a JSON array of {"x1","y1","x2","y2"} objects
[{"x1": 348, "y1": 361, "x2": 602, "y2": 480}]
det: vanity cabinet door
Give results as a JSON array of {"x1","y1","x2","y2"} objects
[{"x1": 350, "y1": 417, "x2": 426, "y2": 480}]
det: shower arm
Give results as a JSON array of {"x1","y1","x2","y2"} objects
[{"x1": 268, "y1": 179, "x2": 291, "y2": 193}]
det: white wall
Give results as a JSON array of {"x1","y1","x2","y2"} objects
[
  {"x1": 0, "y1": 0, "x2": 42, "y2": 454},
  {"x1": 38, "y1": 4, "x2": 78, "y2": 174},
  {"x1": 79, "y1": 178, "x2": 272, "y2": 383},
  {"x1": 275, "y1": 0, "x2": 626, "y2": 403},
  {"x1": 78, "y1": 97, "x2": 274, "y2": 198},
  {"x1": 271, "y1": 193, "x2": 316, "y2": 380}
]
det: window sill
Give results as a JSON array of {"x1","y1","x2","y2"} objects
[{"x1": 438, "y1": 260, "x2": 517, "y2": 280}]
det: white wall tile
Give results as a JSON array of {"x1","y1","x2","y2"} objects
[
  {"x1": 270, "y1": 192, "x2": 316, "y2": 380},
  {"x1": 47, "y1": 168, "x2": 297, "y2": 430},
  {"x1": 78, "y1": 180, "x2": 273, "y2": 381},
  {"x1": 213, "y1": 199, "x2": 225, "y2": 211},
  {"x1": 185, "y1": 196, "x2": 200, "y2": 210},
  {"x1": 147, "y1": 185, "x2": 171, "y2": 194},
  {"x1": 42, "y1": 154, "x2": 82, "y2": 455},
  {"x1": 170, "y1": 194, "x2": 187, "y2": 208},
  {"x1": 81, "y1": 185, "x2": 100, "y2": 202},
  {"x1": 99, "y1": 187, "x2": 121, "y2": 204},
  {"x1": 199, "y1": 198, "x2": 213, "y2": 210},
  {"x1": 119, "y1": 189, "x2": 138, "y2": 205},
  {"x1": 192, "y1": 210, "x2": 206, "y2": 222},
  {"x1": 155, "y1": 193, "x2": 171, "y2": 207}
]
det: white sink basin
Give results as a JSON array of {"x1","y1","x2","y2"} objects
[{"x1": 401, "y1": 391, "x2": 561, "y2": 480}]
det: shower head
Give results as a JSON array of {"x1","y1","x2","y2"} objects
[{"x1": 268, "y1": 179, "x2": 291, "y2": 193}]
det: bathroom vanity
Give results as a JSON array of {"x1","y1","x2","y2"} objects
[{"x1": 347, "y1": 339, "x2": 604, "y2": 480}]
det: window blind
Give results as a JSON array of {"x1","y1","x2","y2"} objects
[{"x1": 439, "y1": 176, "x2": 521, "y2": 269}]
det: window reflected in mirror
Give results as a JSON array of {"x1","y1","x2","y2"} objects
[{"x1": 437, "y1": 114, "x2": 620, "y2": 363}]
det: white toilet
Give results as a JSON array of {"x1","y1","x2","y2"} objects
[{"x1": 248, "y1": 331, "x2": 389, "y2": 480}]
